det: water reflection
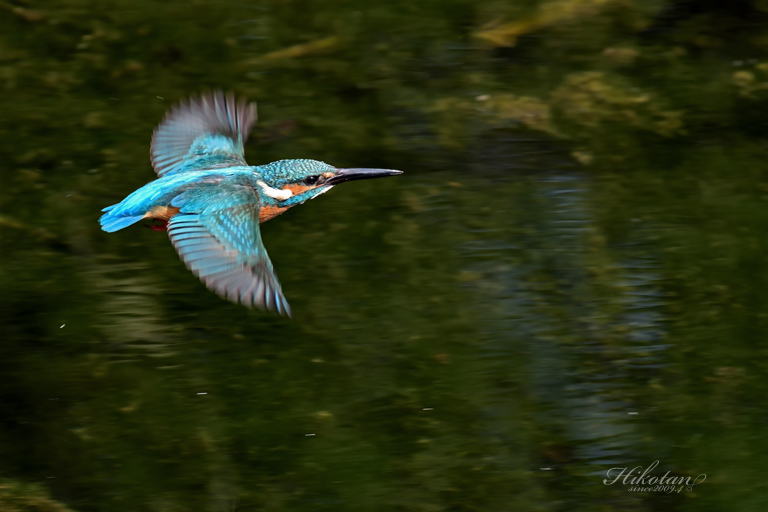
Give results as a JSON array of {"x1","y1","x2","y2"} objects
[
  {"x1": 450, "y1": 171, "x2": 669, "y2": 507},
  {"x1": 88, "y1": 262, "x2": 180, "y2": 361}
]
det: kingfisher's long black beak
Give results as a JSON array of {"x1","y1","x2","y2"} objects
[{"x1": 327, "y1": 168, "x2": 403, "y2": 185}]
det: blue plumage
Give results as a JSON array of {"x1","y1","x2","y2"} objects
[
  {"x1": 100, "y1": 91, "x2": 402, "y2": 315},
  {"x1": 100, "y1": 214, "x2": 145, "y2": 233}
]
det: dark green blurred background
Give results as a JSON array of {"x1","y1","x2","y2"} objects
[{"x1": 2, "y1": 0, "x2": 768, "y2": 510}]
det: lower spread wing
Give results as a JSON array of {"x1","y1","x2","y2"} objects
[
  {"x1": 151, "y1": 91, "x2": 257, "y2": 177},
  {"x1": 166, "y1": 189, "x2": 290, "y2": 315}
]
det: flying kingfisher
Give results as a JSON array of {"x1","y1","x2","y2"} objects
[{"x1": 100, "y1": 91, "x2": 402, "y2": 316}]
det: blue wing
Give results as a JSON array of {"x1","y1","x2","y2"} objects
[
  {"x1": 151, "y1": 91, "x2": 257, "y2": 177},
  {"x1": 167, "y1": 186, "x2": 291, "y2": 315}
]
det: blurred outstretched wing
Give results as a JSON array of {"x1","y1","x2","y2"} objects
[
  {"x1": 167, "y1": 187, "x2": 290, "y2": 315},
  {"x1": 151, "y1": 91, "x2": 257, "y2": 177}
]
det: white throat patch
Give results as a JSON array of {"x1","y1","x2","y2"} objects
[
  {"x1": 311, "y1": 185, "x2": 334, "y2": 199},
  {"x1": 257, "y1": 181, "x2": 293, "y2": 200}
]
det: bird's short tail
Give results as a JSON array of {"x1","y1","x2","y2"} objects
[{"x1": 100, "y1": 205, "x2": 144, "y2": 232}]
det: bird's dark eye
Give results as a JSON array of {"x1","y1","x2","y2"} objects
[{"x1": 304, "y1": 176, "x2": 319, "y2": 185}]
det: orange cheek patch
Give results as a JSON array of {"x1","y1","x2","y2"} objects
[
  {"x1": 282, "y1": 184, "x2": 314, "y2": 196},
  {"x1": 259, "y1": 205, "x2": 289, "y2": 223}
]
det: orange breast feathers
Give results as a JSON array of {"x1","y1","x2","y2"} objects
[
  {"x1": 258, "y1": 183, "x2": 316, "y2": 223},
  {"x1": 259, "y1": 205, "x2": 288, "y2": 223}
]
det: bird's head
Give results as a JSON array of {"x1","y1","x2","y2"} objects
[{"x1": 255, "y1": 159, "x2": 402, "y2": 207}]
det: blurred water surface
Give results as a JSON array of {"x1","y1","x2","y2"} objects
[{"x1": 2, "y1": 0, "x2": 768, "y2": 510}]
